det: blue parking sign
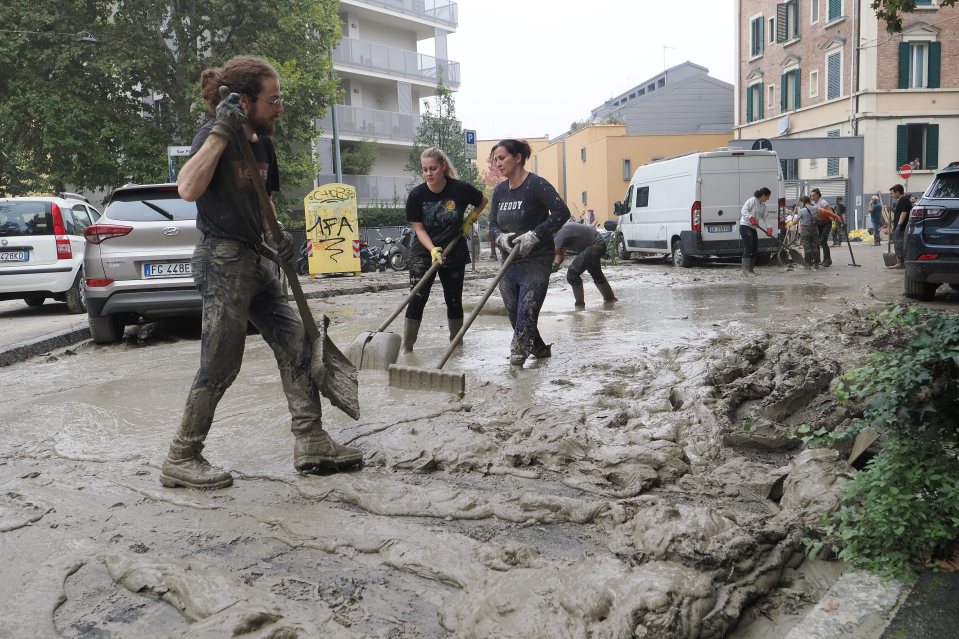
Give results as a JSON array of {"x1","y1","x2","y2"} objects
[{"x1": 464, "y1": 129, "x2": 477, "y2": 160}]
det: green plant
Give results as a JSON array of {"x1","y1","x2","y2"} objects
[
  {"x1": 340, "y1": 139, "x2": 377, "y2": 175},
  {"x1": 807, "y1": 307, "x2": 959, "y2": 579}
]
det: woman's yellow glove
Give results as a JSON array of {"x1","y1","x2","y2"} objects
[
  {"x1": 430, "y1": 247, "x2": 444, "y2": 264},
  {"x1": 461, "y1": 208, "x2": 480, "y2": 236}
]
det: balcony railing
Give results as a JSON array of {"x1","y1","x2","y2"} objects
[
  {"x1": 333, "y1": 36, "x2": 460, "y2": 86},
  {"x1": 316, "y1": 173, "x2": 414, "y2": 205},
  {"x1": 345, "y1": 0, "x2": 458, "y2": 27},
  {"x1": 316, "y1": 105, "x2": 421, "y2": 142}
]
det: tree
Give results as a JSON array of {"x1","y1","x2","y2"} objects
[
  {"x1": 0, "y1": 0, "x2": 341, "y2": 215},
  {"x1": 405, "y1": 76, "x2": 479, "y2": 189},
  {"x1": 872, "y1": 0, "x2": 958, "y2": 32},
  {"x1": 340, "y1": 139, "x2": 377, "y2": 175}
]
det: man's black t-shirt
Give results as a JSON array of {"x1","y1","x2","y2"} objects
[
  {"x1": 489, "y1": 173, "x2": 570, "y2": 263},
  {"x1": 405, "y1": 178, "x2": 483, "y2": 267},
  {"x1": 894, "y1": 195, "x2": 913, "y2": 230},
  {"x1": 553, "y1": 222, "x2": 602, "y2": 254},
  {"x1": 190, "y1": 119, "x2": 280, "y2": 246}
]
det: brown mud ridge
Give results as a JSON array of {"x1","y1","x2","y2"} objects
[{"x1": 0, "y1": 287, "x2": 901, "y2": 638}]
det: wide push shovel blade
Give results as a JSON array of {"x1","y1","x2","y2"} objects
[
  {"x1": 346, "y1": 331, "x2": 401, "y2": 370},
  {"x1": 387, "y1": 363, "x2": 466, "y2": 397}
]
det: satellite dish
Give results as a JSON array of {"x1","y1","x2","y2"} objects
[{"x1": 751, "y1": 138, "x2": 773, "y2": 151}]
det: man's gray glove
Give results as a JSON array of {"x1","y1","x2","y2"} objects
[
  {"x1": 495, "y1": 232, "x2": 515, "y2": 251},
  {"x1": 550, "y1": 261, "x2": 561, "y2": 273},
  {"x1": 276, "y1": 229, "x2": 295, "y2": 263},
  {"x1": 512, "y1": 230, "x2": 539, "y2": 257},
  {"x1": 210, "y1": 91, "x2": 247, "y2": 141}
]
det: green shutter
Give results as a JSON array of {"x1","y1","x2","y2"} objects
[
  {"x1": 747, "y1": 88, "x2": 753, "y2": 123},
  {"x1": 794, "y1": 70, "x2": 801, "y2": 109},
  {"x1": 928, "y1": 42, "x2": 941, "y2": 89},
  {"x1": 896, "y1": 125, "x2": 908, "y2": 169},
  {"x1": 759, "y1": 85, "x2": 764, "y2": 119},
  {"x1": 781, "y1": 74, "x2": 787, "y2": 112},
  {"x1": 760, "y1": 19, "x2": 765, "y2": 53},
  {"x1": 926, "y1": 124, "x2": 939, "y2": 170},
  {"x1": 898, "y1": 42, "x2": 910, "y2": 89}
]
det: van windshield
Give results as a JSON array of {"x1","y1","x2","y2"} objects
[{"x1": 0, "y1": 202, "x2": 54, "y2": 237}]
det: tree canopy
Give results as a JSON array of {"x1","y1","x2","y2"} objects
[
  {"x1": 406, "y1": 77, "x2": 479, "y2": 190},
  {"x1": 0, "y1": 0, "x2": 341, "y2": 207},
  {"x1": 872, "y1": 0, "x2": 957, "y2": 32}
]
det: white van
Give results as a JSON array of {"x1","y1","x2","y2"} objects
[{"x1": 613, "y1": 150, "x2": 784, "y2": 266}]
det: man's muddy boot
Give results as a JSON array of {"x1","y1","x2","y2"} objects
[
  {"x1": 741, "y1": 257, "x2": 756, "y2": 275},
  {"x1": 509, "y1": 352, "x2": 528, "y2": 366},
  {"x1": 402, "y1": 318, "x2": 420, "y2": 353},
  {"x1": 572, "y1": 283, "x2": 586, "y2": 308},
  {"x1": 160, "y1": 439, "x2": 233, "y2": 489},
  {"x1": 448, "y1": 317, "x2": 463, "y2": 344},
  {"x1": 595, "y1": 280, "x2": 617, "y2": 302},
  {"x1": 294, "y1": 430, "x2": 363, "y2": 473},
  {"x1": 531, "y1": 342, "x2": 552, "y2": 359}
]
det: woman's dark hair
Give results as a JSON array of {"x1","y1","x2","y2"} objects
[
  {"x1": 490, "y1": 139, "x2": 532, "y2": 166},
  {"x1": 810, "y1": 188, "x2": 822, "y2": 196},
  {"x1": 754, "y1": 187, "x2": 772, "y2": 198},
  {"x1": 798, "y1": 195, "x2": 811, "y2": 205},
  {"x1": 200, "y1": 55, "x2": 279, "y2": 113}
]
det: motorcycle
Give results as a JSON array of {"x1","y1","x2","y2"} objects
[
  {"x1": 295, "y1": 240, "x2": 310, "y2": 276},
  {"x1": 359, "y1": 240, "x2": 388, "y2": 273},
  {"x1": 377, "y1": 228, "x2": 408, "y2": 271}
]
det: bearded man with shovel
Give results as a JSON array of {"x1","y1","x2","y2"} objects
[{"x1": 160, "y1": 56, "x2": 362, "y2": 489}]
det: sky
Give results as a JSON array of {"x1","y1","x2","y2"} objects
[{"x1": 443, "y1": 0, "x2": 736, "y2": 141}]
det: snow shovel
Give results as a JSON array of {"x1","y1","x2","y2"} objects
[
  {"x1": 760, "y1": 226, "x2": 804, "y2": 266},
  {"x1": 843, "y1": 232, "x2": 861, "y2": 268},
  {"x1": 387, "y1": 243, "x2": 520, "y2": 397},
  {"x1": 225, "y1": 87, "x2": 359, "y2": 420},
  {"x1": 345, "y1": 237, "x2": 461, "y2": 371}
]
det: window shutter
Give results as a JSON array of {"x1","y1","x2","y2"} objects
[
  {"x1": 781, "y1": 73, "x2": 788, "y2": 111},
  {"x1": 793, "y1": 70, "x2": 801, "y2": 109},
  {"x1": 776, "y1": 3, "x2": 788, "y2": 42},
  {"x1": 827, "y1": 53, "x2": 841, "y2": 99},
  {"x1": 747, "y1": 89, "x2": 754, "y2": 123},
  {"x1": 896, "y1": 125, "x2": 908, "y2": 169},
  {"x1": 758, "y1": 86, "x2": 764, "y2": 119},
  {"x1": 828, "y1": 0, "x2": 841, "y2": 20},
  {"x1": 928, "y1": 42, "x2": 941, "y2": 89},
  {"x1": 925, "y1": 124, "x2": 939, "y2": 171},
  {"x1": 760, "y1": 19, "x2": 765, "y2": 53},
  {"x1": 898, "y1": 42, "x2": 910, "y2": 89}
]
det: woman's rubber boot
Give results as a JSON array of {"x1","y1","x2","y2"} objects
[
  {"x1": 448, "y1": 317, "x2": 464, "y2": 346},
  {"x1": 572, "y1": 284, "x2": 586, "y2": 308},
  {"x1": 741, "y1": 257, "x2": 756, "y2": 275},
  {"x1": 595, "y1": 280, "x2": 617, "y2": 302},
  {"x1": 160, "y1": 439, "x2": 233, "y2": 489},
  {"x1": 402, "y1": 318, "x2": 420, "y2": 353}
]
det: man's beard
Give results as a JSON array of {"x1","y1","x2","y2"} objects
[{"x1": 249, "y1": 113, "x2": 275, "y2": 136}]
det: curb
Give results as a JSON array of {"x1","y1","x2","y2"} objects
[{"x1": 0, "y1": 325, "x2": 91, "y2": 368}]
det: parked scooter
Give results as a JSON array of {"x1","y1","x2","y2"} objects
[
  {"x1": 377, "y1": 228, "x2": 408, "y2": 271},
  {"x1": 295, "y1": 240, "x2": 310, "y2": 276},
  {"x1": 359, "y1": 240, "x2": 388, "y2": 273}
]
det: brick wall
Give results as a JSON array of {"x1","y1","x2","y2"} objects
[{"x1": 876, "y1": 5, "x2": 959, "y2": 90}]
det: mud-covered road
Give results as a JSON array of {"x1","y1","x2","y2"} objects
[{"x1": 1, "y1": 247, "x2": 951, "y2": 638}]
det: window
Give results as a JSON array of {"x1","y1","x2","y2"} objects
[
  {"x1": 581, "y1": 191, "x2": 587, "y2": 205},
  {"x1": 827, "y1": 129, "x2": 840, "y2": 176},
  {"x1": 781, "y1": 68, "x2": 801, "y2": 112},
  {"x1": 915, "y1": 0, "x2": 933, "y2": 5},
  {"x1": 769, "y1": 18, "x2": 776, "y2": 43},
  {"x1": 780, "y1": 159, "x2": 799, "y2": 180},
  {"x1": 581, "y1": 147, "x2": 586, "y2": 162},
  {"x1": 899, "y1": 41, "x2": 941, "y2": 88},
  {"x1": 746, "y1": 82, "x2": 764, "y2": 122},
  {"x1": 657, "y1": 78, "x2": 665, "y2": 88},
  {"x1": 809, "y1": 69, "x2": 820, "y2": 97},
  {"x1": 623, "y1": 185, "x2": 633, "y2": 213},
  {"x1": 768, "y1": 84, "x2": 776, "y2": 109},
  {"x1": 810, "y1": 157, "x2": 819, "y2": 169},
  {"x1": 827, "y1": 0, "x2": 842, "y2": 21},
  {"x1": 826, "y1": 50, "x2": 842, "y2": 99},
  {"x1": 623, "y1": 159, "x2": 632, "y2": 181},
  {"x1": 776, "y1": 0, "x2": 799, "y2": 42},
  {"x1": 811, "y1": 0, "x2": 819, "y2": 23},
  {"x1": 897, "y1": 123, "x2": 939, "y2": 171},
  {"x1": 636, "y1": 187, "x2": 649, "y2": 208}
]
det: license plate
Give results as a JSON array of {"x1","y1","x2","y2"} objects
[
  {"x1": 707, "y1": 224, "x2": 733, "y2": 233},
  {"x1": 0, "y1": 250, "x2": 28, "y2": 262},
  {"x1": 143, "y1": 262, "x2": 192, "y2": 278}
]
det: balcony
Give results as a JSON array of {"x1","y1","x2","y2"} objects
[
  {"x1": 333, "y1": 37, "x2": 460, "y2": 87},
  {"x1": 316, "y1": 173, "x2": 413, "y2": 205},
  {"x1": 343, "y1": 0, "x2": 458, "y2": 28},
  {"x1": 317, "y1": 105, "x2": 421, "y2": 143}
]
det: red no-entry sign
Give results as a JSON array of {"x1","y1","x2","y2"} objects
[{"x1": 899, "y1": 163, "x2": 913, "y2": 180}]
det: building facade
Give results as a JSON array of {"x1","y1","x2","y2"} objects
[
  {"x1": 735, "y1": 0, "x2": 959, "y2": 210},
  {"x1": 314, "y1": 0, "x2": 461, "y2": 206}
]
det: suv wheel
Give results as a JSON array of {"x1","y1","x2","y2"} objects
[
  {"x1": 65, "y1": 271, "x2": 86, "y2": 314},
  {"x1": 89, "y1": 314, "x2": 125, "y2": 344},
  {"x1": 671, "y1": 239, "x2": 693, "y2": 268},
  {"x1": 616, "y1": 235, "x2": 630, "y2": 260},
  {"x1": 904, "y1": 275, "x2": 937, "y2": 302},
  {"x1": 24, "y1": 296, "x2": 45, "y2": 307}
]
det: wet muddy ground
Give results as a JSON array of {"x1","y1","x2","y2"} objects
[{"x1": 1, "y1": 248, "x2": 951, "y2": 638}]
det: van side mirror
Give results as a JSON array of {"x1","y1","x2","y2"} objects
[
  {"x1": 603, "y1": 219, "x2": 618, "y2": 232},
  {"x1": 613, "y1": 201, "x2": 624, "y2": 215}
]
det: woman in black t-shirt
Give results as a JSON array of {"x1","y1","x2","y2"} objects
[{"x1": 402, "y1": 147, "x2": 487, "y2": 352}]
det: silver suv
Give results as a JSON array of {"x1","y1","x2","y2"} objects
[
  {"x1": 83, "y1": 184, "x2": 201, "y2": 343},
  {"x1": 0, "y1": 193, "x2": 100, "y2": 313}
]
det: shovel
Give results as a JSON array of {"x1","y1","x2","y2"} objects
[
  {"x1": 225, "y1": 88, "x2": 359, "y2": 420},
  {"x1": 880, "y1": 194, "x2": 900, "y2": 267},
  {"x1": 760, "y1": 226, "x2": 804, "y2": 266},
  {"x1": 345, "y1": 237, "x2": 461, "y2": 370},
  {"x1": 387, "y1": 243, "x2": 520, "y2": 397}
]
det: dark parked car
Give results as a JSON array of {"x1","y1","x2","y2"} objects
[{"x1": 903, "y1": 161, "x2": 959, "y2": 301}]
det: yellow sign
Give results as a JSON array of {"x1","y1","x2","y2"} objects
[{"x1": 303, "y1": 183, "x2": 360, "y2": 276}]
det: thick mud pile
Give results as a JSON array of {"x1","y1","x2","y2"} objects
[{"x1": 0, "y1": 262, "x2": 909, "y2": 638}]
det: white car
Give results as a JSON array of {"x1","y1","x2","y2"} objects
[{"x1": 0, "y1": 193, "x2": 100, "y2": 313}]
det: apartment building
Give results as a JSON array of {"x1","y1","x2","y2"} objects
[
  {"x1": 735, "y1": 0, "x2": 959, "y2": 201},
  {"x1": 314, "y1": 0, "x2": 461, "y2": 206}
]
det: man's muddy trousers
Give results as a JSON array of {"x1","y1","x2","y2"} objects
[
  {"x1": 566, "y1": 239, "x2": 609, "y2": 288},
  {"x1": 172, "y1": 236, "x2": 323, "y2": 450},
  {"x1": 498, "y1": 257, "x2": 550, "y2": 358}
]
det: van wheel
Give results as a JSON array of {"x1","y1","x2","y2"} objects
[
  {"x1": 65, "y1": 271, "x2": 86, "y2": 314},
  {"x1": 671, "y1": 239, "x2": 693, "y2": 268},
  {"x1": 88, "y1": 314, "x2": 125, "y2": 344},
  {"x1": 904, "y1": 275, "x2": 937, "y2": 302},
  {"x1": 24, "y1": 296, "x2": 45, "y2": 307},
  {"x1": 616, "y1": 235, "x2": 630, "y2": 260}
]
